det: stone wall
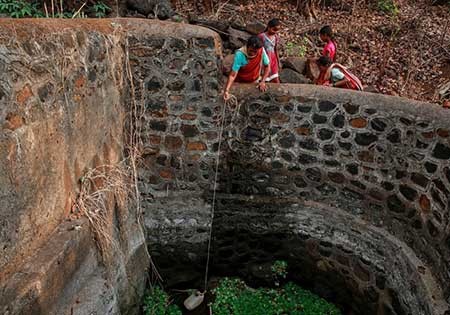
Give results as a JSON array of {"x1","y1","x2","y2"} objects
[
  {"x1": 139, "y1": 69, "x2": 450, "y2": 314},
  {"x1": 0, "y1": 19, "x2": 149, "y2": 315}
]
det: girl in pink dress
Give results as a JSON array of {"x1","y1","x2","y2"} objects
[
  {"x1": 258, "y1": 19, "x2": 281, "y2": 83},
  {"x1": 319, "y1": 25, "x2": 337, "y2": 62}
]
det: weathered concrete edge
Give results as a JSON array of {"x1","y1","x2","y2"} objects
[
  {"x1": 231, "y1": 84, "x2": 450, "y2": 124},
  {"x1": 0, "y1": 18, "x2": 222, "y2": 56}
]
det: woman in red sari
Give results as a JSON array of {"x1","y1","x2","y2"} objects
[
  {"x1": 223, "y1": 36, "x2": 270, "y2": 101},
  {"x1": 316, "y1": 56, "x2": 363, "y2": 91}
]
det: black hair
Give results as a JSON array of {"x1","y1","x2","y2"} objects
[
  {"x1": 317, "y1": 56, "x2": 332, "y2": 67},
  {"x1": 268, "y1": 18, "x2": 281, "y2": 28},
  {"x1": 319, "y1": 25, "x2": 333, "y2": 38},
  {"x1": 265, "y1": 18, "x2": 281, "y2": 32},
  {"x1": 247, "y1": 36, "x2": 263, "y2": 49}
]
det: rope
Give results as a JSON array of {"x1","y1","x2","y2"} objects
[{"x1": 203, "y1": 94, "x2": 238, "y2": 292}]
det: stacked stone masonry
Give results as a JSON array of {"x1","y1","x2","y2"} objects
[{"x1": 1, "y1": 18, "x2": 449, "y2": 315}]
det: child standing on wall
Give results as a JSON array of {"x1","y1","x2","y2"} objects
[
  {"x1": 258, "y1": 19, "x2": 282, "y2": 83},
  {"x1": 319, "y1": 25, "x2": 336, "y2": 62}
]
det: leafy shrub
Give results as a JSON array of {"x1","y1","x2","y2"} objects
[
  {"x1": 285, "y1": 38, "x2": 308, "y2": 58},
  {"x1": 143, "y1": 286, "x2": 182, "y2": 315},
  {"x1": 0, "y1": 0, "x2": 43, "y2": 18},
  {"x1": 377, "y1": 0, "x2": 399, "y2": 15},
  {"x1": 271, "y1": 260, "x2": 288, "y2": 286},
  {"x1": 90, "y1": 1, "x2": 110, "y2": 18},
  {"x1": 211, "y1": 278, "x2": 342, "y2": 315}
]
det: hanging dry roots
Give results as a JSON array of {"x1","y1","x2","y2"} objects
[{"x1": 74, "y1": 161, "x2": 134, "y2": 264}]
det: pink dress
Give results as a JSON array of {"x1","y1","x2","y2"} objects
[
  {"x1": 258, "y1": 32, "x2": 280, "y2": 81},
  {"x1": 322, "y1": 40, "x2": 336, "y2": 62}
]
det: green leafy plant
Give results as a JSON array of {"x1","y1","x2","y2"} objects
[
  {"x1": 377, "y1": 0, "x2": 399, "y2": 15},
  {"x1": 271, "y1": 260, "x2": 288, "y2": 286},
  {"x1": 143, "y1": 286, "x2": 182, "y2": 315},
  {"x1": 90, "y1": 1, "x2": 110, "y2": 18},
  {"x1": 211, "y1": 277, "x2": 342, "y2": 315},
  {"x1": 0, "y1": 0, "x2": 43, "y2": 18},
  {"x1": 285, "y1": 38, "x2": 308, "y2": 58}
]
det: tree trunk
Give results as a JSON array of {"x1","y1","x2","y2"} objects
[{"x1": 296, "y1": 0, "x2": 320, "y2": 22}]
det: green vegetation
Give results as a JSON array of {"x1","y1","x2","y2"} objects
[
  {"x1": 142, "y1": 286, "x2": 182, "y2": 315},
  {"x1": 211, "y1": 278, "x2": 342, "y2": 315},
  {"x1": 377, "y1": 0, "x2": 399, "y2": 15},
  {"x1": 285, "y1": 38, "x2": 308, "y2": 58},
  {"x1": 0, "y1": 0, "x2": 42, "y2": 18},
  {"x1": 90, "y1": 1, "x2": 110, "y2": 18},
  {"x1": 271, "y1": 259, "x2": 288, "y2": 286},
  {"x1": 0, "y1": 0, "x2": 110, "y2": 18}
]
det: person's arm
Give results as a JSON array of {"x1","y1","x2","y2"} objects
[
  {"x1": 332, "y1": 77, "x2": 349, "y2": 88},
  {"x1": 258, "y1": 65, "x2": 270, "y2": 92},
  {"x1": 224, "y1": 52, "x2": 243, "y2": 100},
  {"x1": 223, "y1": 71, "x2": 238, "y2": 101}
]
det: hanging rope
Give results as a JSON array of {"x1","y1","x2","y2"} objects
[{"x1": 203, "y1": 94, "x2": 238, "y2": 292}]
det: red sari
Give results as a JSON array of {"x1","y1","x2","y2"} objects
[
  {"x1": 317, "y1": 63, "x2": 363, "y2": 91},
  {"x1": 235, "y1": 47, "x2": 263, "y2": 83}
]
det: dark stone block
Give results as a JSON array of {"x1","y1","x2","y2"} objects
[
  {"x1": 351, "y1": 180, "x2": 366, "y2": 190},
  {"x1": 147, "y1": 76, "x2": 164, "y2": 92},
  {"x1": 355, "y1": 133, "x2": 378, "y2": 146},
  {"x1": 196, "y1": 37, "x2": 215, "y2": 48},
  {"x1": 342, "y1": 187, "x2": 364, "y2": 201},
  {"x1": 201, "y1": 107, "x2": 212, "y2": 117},
  {"x1": 167, "y1": 80, "x2": 185, "y2": 91},
  {"x1": 332, "y1": 114, "x2": 345, "y2": 128},
  {"x1": 399, "y1": 117, "x2": 412, "y2": 125},
  {"x1": 370, "y1": 118, "x2": 387, "y2": 132},
  {"x1": 38, "y1": 82, "x2": 53, "y2": 102},
  {"x1": 299, "y1": 139, "x2": 319, "y2": 151},
  {"x1": 341, "y1": 131, "x2": 350, "y2": 138},
  {"x1": 412, "y1": 219, "x2": 422, "y2": 229},
  {"x1": 181, "y1": 124, "x2": 199, "y2": 137},
  {"x1": 305, "y1": 167, "x2": 322, "y2": 182},
  {"x1": 364, "y1": 108, "x2": 377, "y2": 115},
  {"x1": 395, "y1": 170, "x2": 406, "y2": 179},
  {"x1": 343, "y1": 103, "x2": 359, "y2": 114},
  {"x1": 387, "y1": 129, "x2": 401, "y2": 143},
  {"x1": 272, "y1": 161, "x2": 284, "y2": 169},
  {"x1": 324, "y1": 160, "x2": 340, "y2": 167},
  {"x1": 88, "y1": 69, "x2": 97, "y2": 82},
  {"x1": 382, "y1": 182, "x2": 395, "y2": 191},
  {"x1": 168, "y1": 38, "x2": 187, "y2": 52},
  {"x1": 427, "y1": 220, "x2": 439, "y2": 237},
  {"x1": 297, "y1": 104, "x2": 312, "y2": 113},
  {"x1": 146, "y1": 98, "x2": 166, "y2": 111},
  {"x1": 399, "y1": 185, "x2": 417, "y2": 201},
  {"x1": 156, "y1": 154, "x2": 167, "y2": 166},
  {"x1": 387, "y1": 195, "x2": 405, "y2": 213},
  {"x1": 424, "y1": 162, "x2": 437, "y2": 174},
  {"x1": 298, "y1": 153, "x2": 318, "y2": 164},
  {"x1": 317, "y1": 183, "x2": 337, "y2": 195},
  {"x1": 149, "y1": 120, "x2": 167, "y2": 131},
  {"x1": 294, "y1": 176, "x2": 307, "y2": 188},
  {"x1": 411, "y1": 173, "x2": 429, "y2": 188},
  {"x1": 416, "y1": 140, "x2": 428, "y2": 149},
  {"x1": 328, "y1": 172, "x2": 345, "y2": 183},
  {"x1": 318, "y1": 100, "x2": 337, "y2": 112},
  {"x1": 432, "y1": 179, "x2": 449, "y2": 195},
  {"x1": 318, "y1": 128, "x2": 334, "y2": 141},
  {"x1": 312, "y1": 114, "x2": 328, "y2": 124},
  {"x1": 445, "y1": 167, "x2": 450, "y2": 184},
  {"x1": 243, "y1": 127, "x2": 263, "y2": 142},
  {"x1": 346, "y1": 164, "x2": 359, "y2": 175},
  {"x1": 322, "y1": 144, "x2": 336, "y2": 155},
  {"x1": 280, "y1": 151, "x2": 293, "y2": 162},
  {"x1": 432, "y1": 143, "x2": 450, "y2": 159},
  {"x1": 338, "y1": 141, "x2": 352, "y2": 151},
  {"x1": 278, "y1": 132, "x2": 295, "y2": 148}
]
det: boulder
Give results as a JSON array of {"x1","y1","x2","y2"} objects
[
  {"x1": 281, "y1": 57, "x2": 307, "y2": 74},
  {"x1": 305, "y1": 58, "x2": 320, "y2": 81},
  {"x1": 222, "y1": 54, "x2": 235, "y2": 75},
  {"x1": 228, "y1": 27, "x2": 251, "y2": 50},
  {"x1": 280, "y1": 69, "x2": 311, "y2": 84},
  {"x1": 245, "y1": 21, "x2": 266, "y2": 35},
  {"x1": 126, "y1": 0, "x2": 173, "y2": 19}
]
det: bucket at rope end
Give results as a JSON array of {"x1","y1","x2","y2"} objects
[{"x1": 183, "y1": 290, "x2": 205, "y2": 311}]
